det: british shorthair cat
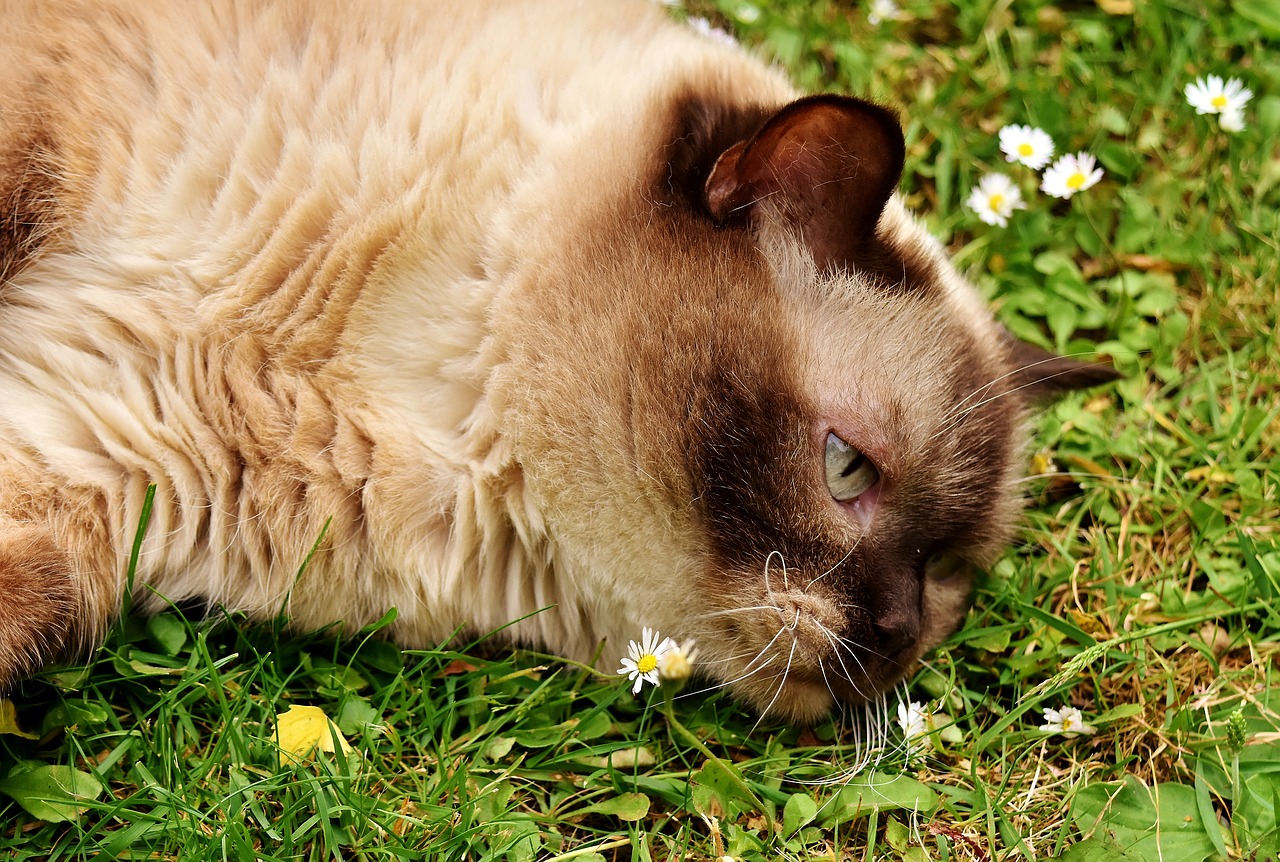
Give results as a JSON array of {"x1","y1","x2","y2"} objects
[{"x1": 0, "y1": 0, "x2": 1116, "y2": 721}]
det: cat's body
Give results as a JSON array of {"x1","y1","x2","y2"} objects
[{"x1": 0, "y1": 0, "x2": 1114, "y2": 721}]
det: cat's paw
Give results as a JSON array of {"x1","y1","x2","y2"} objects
[{"x1": 0, "y1": 522, "x2": 78, "y2": 691}]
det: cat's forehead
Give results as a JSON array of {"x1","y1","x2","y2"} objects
[{"x1": 756, "y1": 208, "x2": 1013, "y2": 438}]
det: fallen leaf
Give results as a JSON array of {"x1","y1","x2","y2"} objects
[
  {"x1": 577, "y1": 792, "x2": 651, "y2": 822},
  {"x1": 0, "y1": 700, "x2": 38, "y2": 740},
  {"x1": 274, "y1": 705, "x2": 354, "y2": 764},
  {"x1": 1096, "y1": 0, "x2": 1135, "y2": 14},
  {"x1": 1184, "y1": 466, "x2": 1234, "y2": 484},
  {"x1": 439, "y1": 659, "x2": 479, "y2": 676},
  {"x1": 572, "y1": 746, "x2": 657, "y2": 769}
]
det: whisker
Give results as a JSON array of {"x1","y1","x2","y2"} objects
[
  {"x1": 697, "y1": 604, "x2": 786, "y2": 621},
  {"x1": 762, "y1": 550, "x2": 785, "y2": 596},
  {"x1": 834, "y1": 629, "x2": 891, "y2": 665},
  {"x1": 938, "y1": 349, "x2": 1110, "y2": 427},
  {"x1": 930, "y1": 353, "x2": 1117, "y2": 443},
  {"x1": 805, "y1": 533, "x2": 861, "y2": 591},
  {"x1": 751, "y1": 637, "x2": 798, "y2": 733},
  {"x1": 675, "y1": 624, "x2": 787, "y2": 700},
  {"x1": 675, "y1": 651, "x2": 778, "y2": 700},
  {"x1": 685, "y1": 648, "x2": 772, "y2": 668},
  {"x1": 818, "y1": 627, "x2": 867, "y2": 701}
]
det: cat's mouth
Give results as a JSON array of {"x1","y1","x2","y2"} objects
[{"x1": 705, "y1": 587, "x2": 920, "y2": 723}]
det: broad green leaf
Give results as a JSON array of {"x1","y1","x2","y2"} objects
[
  {"x1": 483, "y1": 736, "x2": 516, "y2": 761},
  {"x1": 42, "y1": 666, "x2": 91, "y2": 691},
  {"x1": 884, "y1": 815, "x2": 910, "y2": 851},
  {"x1": 1246, "y1": 828, "x2": 1280, "y2": 859},
  {"x1": 334, "y1": 696, "x2": 381, "y2": 734},
  {"x1": 40, "y1": 700, "x2": 111, "y2": 735},
  {"x1": 114, "y1": 649, "x2": 185, "y2": 677},
  {"x1": 145, "y1": 614, "x2": 188, "y2": 656},
  {"x1": 819, "y1": 772, "x2": 939, "y2": 825},
  {"x1": 1234, "y1": 771, "x2": 1280, "y2": 845},
  {"x1": 492, "y1": 816, "x2": 540, "y2": 862},
  {"x1": 475, "y1": 779, "x2": 515, "y2": 823},
  {"x1": 573, "y1": 709, "x2": 613, "y2": 741},
  {"x1": 353, "y1": 633, "x2": 403, "y2": 675},
  {"x1": 627, "y1": 775, "x2": 689, "y2": 808},
  {"x1": 1059, "y1": 834, "x2": 1144, "y2": 861},
  {"x1": 783, "y1": 792, "x2": 818, "y2": 837},
  {"x1": 1071, "y1": 778, "x2": 1217, "y2": 862},
  {"x1": 0, "y1": 763, "x2": 103, "y2": 822},
  {"x1": 577, "y1": 792, "x2": 650, "y2": 822},
  {"x1": 691, "y1": 758, "x2": 756, "y2": 820}
]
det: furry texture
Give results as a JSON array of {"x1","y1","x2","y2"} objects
[{"x1": 0, "y1": 0, "x2": 1114, "y2": 721}]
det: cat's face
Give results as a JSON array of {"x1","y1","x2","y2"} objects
[{"x1": 495, "y1": 96, "x2": 1116, "y2": 722}]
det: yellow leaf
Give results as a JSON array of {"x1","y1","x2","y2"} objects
[
  {"x1": 1184, "y1": 466, "x2": 1234, "y2": 484},
  {"x1": 274, "y1": 705, "x2": 353, "y2": 764},
  {"x1": 1030, "y1": 452, "x2": 1056, "y2": 476},
  {"x1": 0, "y1": 699, "x2": 39, "y2": 739}
]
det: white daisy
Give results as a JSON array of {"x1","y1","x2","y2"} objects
[
  {"x1": 897, "y1": 700, "x2": 932, "y2": 747},
  {"x1": 1040, "y1": 706, "x2": 1097, "y2": 737},
  {"x1": 657, "y1": 637, "x2": 698, "y2": 681},
  {"x1": 1219, "y1": 107, "x2": 1246, "y2": 133},
  {"x1": 1040, "y1": 152, "x2": 1104, "y2": 199},
  {"x1": 1184, "y1": 75, "x2": 1253, "y2": 117},
  {"x1": 965, "y1": 173, "x2": 1026, "y2": 227},
  {"x1": 868, "y1": 0, "x2": 903, "y2": 26},
  {"x1": 998, "y1": 124, "x2": 1055, "y2": 170},
  {"x1": 617, "y1": 627, "x2": 672, "y2": 693}
]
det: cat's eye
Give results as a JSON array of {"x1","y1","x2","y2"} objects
[{"x1": 824, "y1": 432, "x2": 879, "y2": 502}]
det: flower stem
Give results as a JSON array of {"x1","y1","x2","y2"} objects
[{"x1": 661, "y1": 686, "x2": 775, "y2": 835}]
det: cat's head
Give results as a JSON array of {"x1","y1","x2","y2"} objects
[{"x1": 494, "y1": 93, "x2": 1118, "y2": 723}]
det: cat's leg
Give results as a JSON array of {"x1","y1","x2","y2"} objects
[
  {"x1": 0, "y1": 518, "x2": 80, "y2": 689},
  {"x1": 0, "y1": 463, "x2": 114, "y2": 692}
]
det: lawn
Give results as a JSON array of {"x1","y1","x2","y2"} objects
[{"x1": 2, "y1": 1, "x2": 1277, "y2": 859}]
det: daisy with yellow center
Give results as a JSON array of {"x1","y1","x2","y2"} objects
[
  {"x1": 618, "y1": 626, "x2": 672, "y2": 693},
  {"x1": 657, "y1": 637, "x2": 698, "y2": 682},
  {"x1": 868, "y1": 0, "x2": 904, "y2": 26},
  {"x1": 965, "y1": 173, "x2": 1025, "y2": 227},
  {"x1": 897, "y1": 699, "x2": 934, "y2": 749},
  {"x1": 1184, "y1": 75, "x2": 1252, "y2": 133},
  {"x1": 1040, "y1": 152, "x2": 1104, "y2": 200},
  {"x1": 1040, "y1": 705, "x2": 1097, "y2": 738},
  {"x1": 998, "y1": 124, "x2": 1055, "y2": 170}
]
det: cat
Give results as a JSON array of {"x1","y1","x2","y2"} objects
[{"x1": 0, "y1": 0, "x2": 1117, "y2": 722}]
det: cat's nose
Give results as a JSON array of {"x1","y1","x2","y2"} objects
[{"x1": 874, "y1": 610, "x2": 920, "y2": 659}]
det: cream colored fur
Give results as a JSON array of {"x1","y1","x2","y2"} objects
[{"x1": 0, "y1": 0, "x2": 1033, "y2": 719}]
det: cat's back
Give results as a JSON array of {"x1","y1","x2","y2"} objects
[
  {"x1": 3, "y1": 0, "x2": 685, "y2": 271},
  {"x1": 0, "y1": 0, "x2": 794, "y2": 641},
  {"x1": 1, "y1": 0, "x2": 788, "y2": 330}
]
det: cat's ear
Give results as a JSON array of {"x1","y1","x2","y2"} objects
[
  {"x1": 1005, "y1": 337, "x2": 1123, "y2": 401},
  {"x1": 704, "y1": 95, "x2": 904, "y2": 270}
]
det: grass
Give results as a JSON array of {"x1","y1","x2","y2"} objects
[{"x1": 2, "y1": 0, "x2": 1278, "y2": 859}]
